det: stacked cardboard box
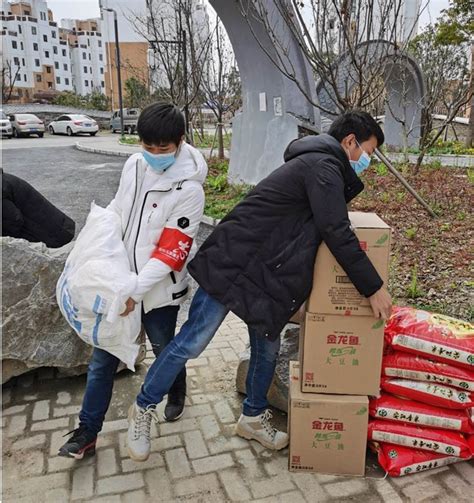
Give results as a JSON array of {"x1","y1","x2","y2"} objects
[{"x1": 289, "y1": 212, "x2": 392, "y2": 476}]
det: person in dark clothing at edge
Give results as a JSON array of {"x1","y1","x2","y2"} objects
[
  {"x1": 126, "y1": 111, "x2": 393, "y2": 461},
  {"x1": 2, "y1": 169, "x2": 75, "y2": 248}
]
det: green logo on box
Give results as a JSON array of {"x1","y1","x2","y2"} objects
[
  {"x1": 376, "y1": 234, "x2": 389, "y2": 245},
  {"x1": 372, "y1": 319, "x2": 384, "y2": 329}
]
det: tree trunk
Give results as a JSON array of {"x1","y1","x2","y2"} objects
[
  {"x1": 466, "y1": 45, "x2": 474, "y2": 148},
  {"x1": 217, "y1": 113, "x2": 225, "y2": 159}
]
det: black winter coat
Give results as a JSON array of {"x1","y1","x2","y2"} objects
[
  {"x1": 2, "y1": 170, "x2": 75, "y2": 248},
  {"x1": 188, "y1": 134, "x2": 383, "y2": 340}
]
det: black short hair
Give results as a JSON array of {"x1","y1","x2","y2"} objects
[
  {"x1": 328, "y1": 110, "x2": 384, "y2": 147},
  {"x1": 137, "y1": 102, "x2": 185, "y2": 146}
]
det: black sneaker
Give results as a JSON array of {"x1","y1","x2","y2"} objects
[
  {"x1": 164, "y1": 388, "x2": 186, "y2": 422},
  {"x1": 58, "y1": 426, "x2": 97, "y2": 459}
]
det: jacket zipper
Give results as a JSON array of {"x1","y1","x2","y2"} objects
[
  {"x1": 133, "y1": 188, "x2": 172, "y2": 274},
  {"x1": 122, "y1": 160, "x2": 139, "y2": 241}
]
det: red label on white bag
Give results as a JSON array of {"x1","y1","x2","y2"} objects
[{"x1": 151, "y1": 227, "x2": 193, "y2": 271}]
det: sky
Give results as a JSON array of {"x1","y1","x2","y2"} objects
[{"x1": 47, "y1": 0, "x2": 449, "y2": 27}]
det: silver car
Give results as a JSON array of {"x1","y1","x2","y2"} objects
[
  {"x1": 9, "y1": 113, "x2": 45, "y2": 138},
  {"x1": 0, "y1": 110, "x2": 12, "y2": 138}
]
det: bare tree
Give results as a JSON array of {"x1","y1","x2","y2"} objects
[
  {"x1": 2, "y1": 60, "x2": 21, "y2": 103},
  {"x1": 238, "y1": 0, "x2": 422, "y2": 117},
  {"x1": 201, "y1": 19, "x2": 242, "y2": 159},
  {"x1": 126, "y1": 0, "x2": 213, "y2": 133}
]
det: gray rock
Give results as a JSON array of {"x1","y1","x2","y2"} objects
[
  {"x1": 1, "y1": 237, "x2": 146, "y2": 384},
  {"x1": 236, "y1": 327, "x2": 299, "y2": 413}
]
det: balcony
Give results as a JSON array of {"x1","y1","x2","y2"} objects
[
  {"x1": 8, "y1": 30, "x2": 18, "y2": 37},
  {"x1": 49, "y1": 21, "x2": 57, "y2": 27}
]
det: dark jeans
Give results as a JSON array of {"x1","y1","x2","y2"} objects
[
  {"x1": 137, "y1": 287, "x2": 280, "y2": 416},
  {"x1": 79, "y1": 305, "x2": 182, "y2": 435}
]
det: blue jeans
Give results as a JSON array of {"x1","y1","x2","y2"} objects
[
  {"x1": 137, "y1": 287, "x2": 281, "y2": 417},
  {"x1": 79, "y1": 305, "x2": 181, "y2": 435}
]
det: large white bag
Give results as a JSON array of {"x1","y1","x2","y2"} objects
[{"x1": 56, "y1": 203, "x2": 141, "y2": 370}]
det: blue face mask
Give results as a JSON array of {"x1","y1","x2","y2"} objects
[
  {"x1": 142, "y1": 150, "x2": 177, "y2": 173},
  {"x1": 350, "y1": 141, "x2": 371, "y2": 175}
]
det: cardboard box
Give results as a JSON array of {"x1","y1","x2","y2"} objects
[
  {"x1": 288, "y1": 361, "x2": 369, "y2": 476},
  {"x1": 299, "y1": 312, "x2": 384, "y2": 395},
  {"x1": 307, "y1": 212, "x2": 391, "y2": 316}
]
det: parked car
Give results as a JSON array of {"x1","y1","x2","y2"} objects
[
  {"x1": 0, "y1": 110, "x2": 12, "y2": 138},
  {"x1": 109, "y1": 108, "x2": 140, "y2": 134},
  {"x1": 8, "y1": 113, "x2": 45, "y2": 138},
  {"x1": 48, "y1": 114, "x2": 99, "y2": 136}
]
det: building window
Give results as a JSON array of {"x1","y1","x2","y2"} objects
[
  {"x1": 100, "y1": 67, "x2": 104, "y2": 74},
  {"x1": 65, "y1": 78, "x2": 69, "y2": 85},
  {"x1": 89, "y1": 54, "x2": 91, "y2": 60},
  {"x1": 18, "y1": 24, "x2": 22, "y2": 34},
  {"x1": 82, "y1": 52, "x2": 86, "y2": 59},
  {"x1": 85, "y1": 80, "x2": 89, "y2": 86},
  {"x1": 63, "y1": 63, "x2": 68, "y2": 71},
  {"x1": 83, "y1": 66, "x2": 88, "y2": 73},
  {"x1": 52, "y1": 31, "x2": 56, "y2": 38},
  {"x1": 101, "y1": 80, "x2": 105, "y2": 87},
  {"x1": 16, "y1": 73, "x2": 21, "y2": 81},
  {"x1": 12, "y1": 40, "x2": 17, "y2": 49},
  {"x1": 46, "y1": 67, "x2": 51, "y2": 73},
  {"x1": 20, "y1": 42, "x2": 24, "y2": 50},
  {"x1": 98, "y1": 40, "x2": 102, "y2": 47},
  {"x1": 54, "y1": 61, "x2": 59, "y2": 69},
  {"x1": 32, "y1": 26, "x2": 37, "y2": 35},
  {"x1": 25, "y1": 10, "x2": 30, "y2": 15},
  {"x1": 99, "y1": 54, "x2": 103, "y2": 61},
  {"x1": 23, "y1": 74, "x2": 27, "y2": 82},
  {"x1": 40, "y1": 12, "x2": 46, "y2": 21},
  {"x1": 87, "y1": 38, "x2": 90, "y2": 46},
  {"x1": 13, "y1": 56, "x2": 20, "y2": 66},
  {"x1": 91, "y1": 81, "x2": 94, "y2": 87},
  {"x1": 33, "y1": 42, "x2": 38, "y2": 51},
  {"x1": 43, "y1": 34, "x2": 48, "y2": 42},
  {"x1": 35, "y1": 59, "x2": 40, "y2": 67},
  {"x1": 56, "y1": 76, "x2": 60, "y2": 84},
  {"x1": 48, "y1": 82, "x2": 53, "y2": 88},
  {"x1": 36, "y1": 74, "x2": 42, "y2": 82},
  {"x1": 22, "y1": 58, "x2": 25, "y2": 66},
  {"x1": 45, "y1": 50, "x2": 49, "y2": 58},
  {"x1": 53, "y1": 46, "x2": 57, "y2": 54},
  {"x1": 62, "y1": 49, "x2": 66, "y2": 57}
]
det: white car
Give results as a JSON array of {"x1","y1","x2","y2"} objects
[
  {"x1": 48, "y1": 114, "x2": 99, "y2": 136},
  {"x1": 0, "y1": 110, "x2": 12, "y2": 138},
  {"x1": 9, "y1": 113, "x2": 45, "y2": 138}
]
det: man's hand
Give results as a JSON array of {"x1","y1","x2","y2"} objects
[
  {"x1": 120, "y1": 297, "x2": 137, "y2": 317},
  {"x1": 368, "y1": 287, "x2": 392, "y2": 320}
]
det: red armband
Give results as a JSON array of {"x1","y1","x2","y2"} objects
[{"x1": 151, "y1": 227, "x2": 193, "y2": 271}]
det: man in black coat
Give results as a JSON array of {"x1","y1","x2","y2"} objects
[
  {"x1": 2, "y1": 170, "x2": 75, "y2": 248},
  {"x1": 127, "y1": 111, "x2": 392, "y2": 459}
]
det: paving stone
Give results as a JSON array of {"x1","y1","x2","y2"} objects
[
  {"x1": 97, "y1": 448, "x2": 118, "y2": 477},
  {"x1": 254, "y1": 491, "x2": 307, "y2": 503},
  {"x1": 187, "y1": 357, "x2": 209, "y2": 368},
  {"x1": 185, "y1": 403, "x2": 213, "y2": 418},
  {"x1": 207, "y1": 435, "x2": 248, "y2": 455},
  {"x1": 151, "y1": 434, "x2": 183, "y2": 452},
  {"x1": 4, "y1": 472, "x2": 69, "y2": 500},
  {"x1": 174, "y1": 473, "x2": 220, "y2": 497},
  {"x1": 164, "y1": 447, "x2": 192, "y2": 478},
  {"x1": 291, "y1": 472, "x2": 328, "y2": 502},
  {"x1": 325, "y1": 479, "x2": 369, "y2": 498},
  {"x1": 32, "y1": 400, "x2": 50, "y2": 421},
  {"x1": 48, "y1": 455, "x2": 81, "y2": 472},
  {"x1": 219, "y1": 469, "x2": 252, "y2": 501},
  {"x1": 31, "y1": 417, "x2": 70, "y2": 431},
  {"x1": 207, "y1": 340, "x2": 230, "y2": 349},
  {"x1": 56, "y1": 391, "x2": 72, "y2": 405},
  {"x1": 373, "y1": 479, "x2": 403, "y2": 503},
  {"x1": 213, "y1": 400, "x2": 236, "y2": 423},
  {"x1": 160, "y1": 417, "x2": 199, "y2": 435},
  {"x1": 3, "y1": 404, "x2": 27, "y2": 416},
  {"x1": 263, "y1": 454, "x2": 289, "y2": 476},
  {"x1": 89, "y1": 497, "x2": 121, "y2": 503},
  {"x1": 11, "y1": 434, "x2": 46, "y2": 451},
  {"x1": 53, "y1": 405, "x2": 82, "y2": 417},
  {"x1": 72, "y1": 465, "x2": 94, "y2": 500},
  {"x1": 122, "y1": 489, "x2": 148, "y2": 503},
  {"x1": 441, "y1": 473, "x2": 472, "y2": 502},
  {"x1": 391, "y1": 465, "x2": 450, "y2": 488},
  {"x1": 235, "y1": 448, "x2": 265, "y2": 479},
  {"x1": 50, "y1": 429, "x2": 70, "y2": 456},
  {"x1": 199, "y1": 415, "x2": 221, "y2": 440},
  {"x1": 184, "y1": 430, "x2": 209, "y2": 459},
  {"x1": 7, "y1": 414, "x2": 27, "y2": 437},
  {"x1": 402, "y1": 478, "x2": 443, "y2": 501},
  {"x1": 118, "y1": 432, "x2": 128, "y2": 458},
  {"x1": 145, "y1": 467, "x2": 173, "y2": 500},
  {"x1": 221, "y1": 348, "x2": 239, "y2": 362},
  {"x1": 192, "y1": 453, "x2": 234, "y2": 474},
  {"x1": 44, "y1": 488, "x2": 70, "y2": 502},
  {"x1": 122, "y1": 452, "x2": 165, "y2": 472},
  {"x1": 250, "y1": 474, "x2": 295, "y2": 499},
  {"x1": 453, "y1": 461, "x2": 474, "y2": 483},
  {"x1": 101, "y1": 419, "x2": 129, "y2": 434},
  {"x1": 200, "y1": 348, "x2": 221, "y2": 357},
  {"x1": 23, "y1": 393, "x2": 38, "y2": 400},
  {"x1": 96, "y1": 473, "x2": 144, "y2": 495}
]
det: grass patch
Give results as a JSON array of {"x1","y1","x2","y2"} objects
[
  {"x1": 119, "y1": 135, "x2": 140, "y2": 145},
  {"x1": 193, "y1": 132, "x2": 232, "y2": 150}
]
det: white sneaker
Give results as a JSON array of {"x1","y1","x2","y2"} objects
[
  {"x1": 235, "y1": 409, "x2": 289, "y2": 450},
  {"x1": 127, "y1": 402, "x2": 158, "y2": 461}
]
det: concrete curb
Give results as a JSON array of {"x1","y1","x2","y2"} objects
[{"x1": 388, "y1": 152, "x2": 473, "y2": 168}]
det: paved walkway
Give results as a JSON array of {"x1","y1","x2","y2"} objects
[{"x1": 3, "y1": 312, "x2": 473, "y2": 502}]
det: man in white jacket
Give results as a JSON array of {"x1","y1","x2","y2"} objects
[{"x1": 58, "y1": 103, "x2": 207, "y2": 460}]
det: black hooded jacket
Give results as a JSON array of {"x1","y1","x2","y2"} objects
[
  {"x1": 188, "y1": 134, "x2": 383, "y2": 340},
  {"x1": 2, "y1": 170, "x2": 75, "y2": 248}
]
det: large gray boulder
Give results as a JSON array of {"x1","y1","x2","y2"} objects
[
  {"x1": 236, "y1": 327, "x2": 299, "y2": 413},
  {"x1": 1, "y1": 237, "x2": 94, "y2": 383}
]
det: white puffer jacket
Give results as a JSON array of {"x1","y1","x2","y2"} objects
[{"x1": 107, "y1": 143, "x2": 207, "y2": 313}]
